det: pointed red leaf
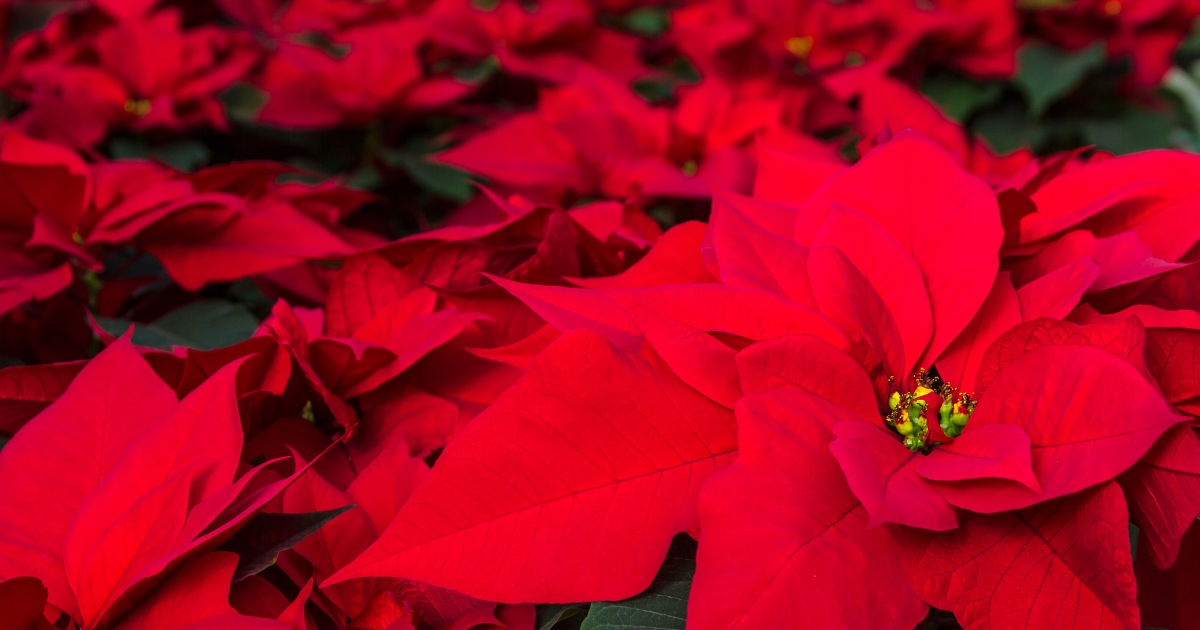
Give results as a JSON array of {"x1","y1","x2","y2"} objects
[
  {"x1": 1015, "y1": 258, "x2": 1099, "y2": 321},
  {"x1": 0, "y1": 338, "x2": 176, "y2": 619},
  {"x1": 327, "y1": 329, "x2": 737, "y2": 602},
  {"x1": 571, "y1": 221, "x2": 716, "y2": 290},
  {"x1": 1119, "y1": 424, "x2": 1200, "y2": 570},
  {"x1": 277, "y1": 579, "x2": 313, "y2": 630},
  {"x1": 808, "y1": 245, "x2": 906, "y2": 377},
  {"x1": 63, "y1": 361, "x2": 245, "y2": 624},
  {"x1": 937, "y1": 344, "x2": 1182, "y2": 513},
  {"x1": 936, "y1": 272, "x2": 1022, "y2": 393},
  {"x1": 706, "y1": 195, "x2": 815, "y2": 307},
  {"x1": 915, "y1": 424, "x2": 1041, "y2": 492},
  {"x1": 901, "y1": 482, "x2": 1138, "y2": 630},
  {"x1": 325, "y1": 253, "x2": 415, "y2": 338},
  {"x1": 488, "y1": 277, "x2": 644, "y2": 352},
  {"x1": 603, "y1": 285, "x2": 847, "y2": 407},
  {"x1": 689, "y1": 390, "x2": 927, "y2": 629},
  {"x1": 799, "y1": 131, "x2": 1002, "y2": 367},
  {"x1": 735, "y1": 334, "x2": 879, "y2": 423},
  {"x1": 976, "y1": 317, "x2": 1150, "y2": 393},
  {"x1": 0, "y1": 361, "x2": 86, "y2": 434},
  {"x1": 812, "y1": 204, "x2": 932, "y2": 375},
  {"x1": 828, "y1": 421, "x2": 958, "y2": 531},
  {"x1": 118, "y1": 552, "x2": 290, "y2": 630}
]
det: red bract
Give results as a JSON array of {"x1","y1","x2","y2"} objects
[
  {"x1": 82, "y1": 161, "x2": 367, "y2": 292},
  {"x1": 319, "y1": 129, "x2": 1200, "y2": 630},
  {"x1": 328, "y1": 329, "x2": 737, "y2": 602},
  {"x1": 252, "y1": 20, "x2": 473, "y2": 129},
  {"x1": 425, "y1": 0, "x2": 648, "y2": 84},
  {"x1": 0, "y1": 337, "x2": 315, "y2": 628},
  {"x1": 670, "y1": 0, "x2": 1020, "y2": 91},
  {"x1": 1029, "y1": 0, "x2": 1200, "y2": 86},
  {"x1": 0, "y1": 126, "x2": 91, "y2": 315}
]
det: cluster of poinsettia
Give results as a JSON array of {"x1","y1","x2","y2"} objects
[
  {"x1": 6, "y1": 127, "x2": 1200, "y2": 628},
  {"x1": 2, "y1": 0, "x2": 1200, "y2": 629},
  {"x1": 325, "y1": 132, "x2": 1200, "y2": 628}
]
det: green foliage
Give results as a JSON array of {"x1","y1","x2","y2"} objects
[
  {"x1": 579, "y1": 535, "x2": 696, "y2": 630},
  {"x1": 219, "y1": 506, "x2": 354, "y2": 581},
  {"x1": 622, "y1": 7, "x2": 670, "y2": 37},
  {"x1": 921, "y1": 74, "x2": 1005, "y2": 122},
  {"x1": 97, "y1": 299, "x2": 259, "y2": 351},
  {"x1": 536, "y1": 604, "x2": 588, "y2": 630},
  {"x1": 1015, "y1": 41, "x2": 1107, "y2": 117},
  {"x1": 108, "y1": 138, "x2": 213, "y2": 172}
]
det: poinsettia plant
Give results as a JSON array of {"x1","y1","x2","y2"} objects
[{"x1": 2, "y1": 0, "x2": 1200, "y2": 629}]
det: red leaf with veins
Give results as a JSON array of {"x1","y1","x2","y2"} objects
[
  {"x1": 62, "y1": 361, "x2": 245, "y2": 624},
  {"x1": 976, "y1": 317, "x2": 1150, "y2": 393},
  {"x1": 572, "y1": 221, "x2": 716, "y2": 290},
  {"x1": 117, "y1": 552, "x2": 290, "y2": 630},
  {"x1": 0, "y1": 337, "x2": 176, "y2": 620},
  {"x1": 325, "y1": 252, "x2": 416, "y2": 338},
  {"x1": 811, "y1": 204, "x2": 932, "y2": 376},
  {"x1": 735, "y1": 334, "x2": 879, "y2": 423},
  {"x1": 689, "y1": 390, "x2": 927, "y2": 630},
  {"x1": 1118, "y1": 424, "x2": 1200, "y2": 569},
  {"x1": 1135, "y1": 522, "x2": 1200, "y2": 630},
  {"x1": 1014, "y1": 258, "x2": 1099, "y2": 321},
  {"x1": 799, "y1": 131, "x2": 1002, "y2": 368},
  {"x1": 828, "y1": 421, "x2": 958, "y2": 531},
  {"x1": 936, "y1": 272, "x2": 1021, "y2": 394},
  {"x1": 900, "y1": 482, "x2": 1138, "y2": 630},
  {"x1": 706, "y1": 194, "x2": 815, "y2": 307},
  {"x1": 808, "y1": 245, "x2": 906, "y2": 378},
  {"x1": 1145, "y1": 327, "x2": 1200, "y2": 406},
  {"x1": 0, "y1": 360, "x2": 85, "y2": 434},
  {"x1": 915, "y1": 424, "x2": 1041, "y2": 492},
  {"x1": 603, "y1": 285, "x2": 846, "y2": 407},
  {"x1": 936, "y1": 344, "x2": 1182, "y2": 513},
  {"x1": 327, "y1": 329, "x2": 737, "y2": 602}
]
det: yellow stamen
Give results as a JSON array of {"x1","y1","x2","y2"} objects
[
  {"x1": 124, "y1": 99, "x2": 151, "y2": 117},
  {"x1": 785, "y1": 36, "x2": 814, "y2": 59}
]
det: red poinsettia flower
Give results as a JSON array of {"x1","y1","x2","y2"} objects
[
  {"x1": 670, "y1": 0, "x2": 1020, "y2": 94},
  {"x1": 424, "y1": 0, "x2": 648, "y2": 84},
  {"x1": 316, "y1": 131, "x2": 1200, "y2": 630},
  {"x1": 80, "y1": 160, "x2": 367, "y2": 292},
  {"x1": 253, "y1": 19, "x2": 478, "y2": 129},
  {"x1": 0, "y1": 336, "x2": 320, "y2": 628},
  {"x1": 2, "y1": 6, "x2": 257, "y2": 148},
  {"x1": 1027, "y1": 0, "x2": 1200, "y2": 86}
]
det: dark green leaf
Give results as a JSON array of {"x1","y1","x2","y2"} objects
[
  {"x1": 96, "y1": 300, "x2": 259, "y2": 351},
  {"x1": 579, "y1": 535, "x2": 696, "y2": 630},
  {"x1": 920, "y1": 75, "x2": 1004, "y2": 121},
  {"x1": 151, "y1": 141, "x2": 212, "y2": 173},
  {"x1": 623, "y1": 7, "x2": 670, "y2": 37},
  {"x1": 393, "y1": 154, "x2": 475, "y2": 202},
  {"x1": 1129, "y1": 522, "x2": 1140, "y2": 563},
  {"x1": 1081, "y1": 108, "x2": 1175, "y2": 154},
  {"x1": 220, "y1": 505, "x2": 353, "y2": 582},
  {"x1": 152, "y1": 300, "x2": 259, "y2": 350},
  {"x1": 1015, "y1": 41, "x2": 1106, "y2": 117},
  {"x1": 972, "y1": 102, "x2": 1041, "y2": 154},
  {"x1": 221, "y1": 82, "x2": 269, "y2": 123},
  {"x1": 537, "y1": 604, "x2": 587, "y2": 630}
]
